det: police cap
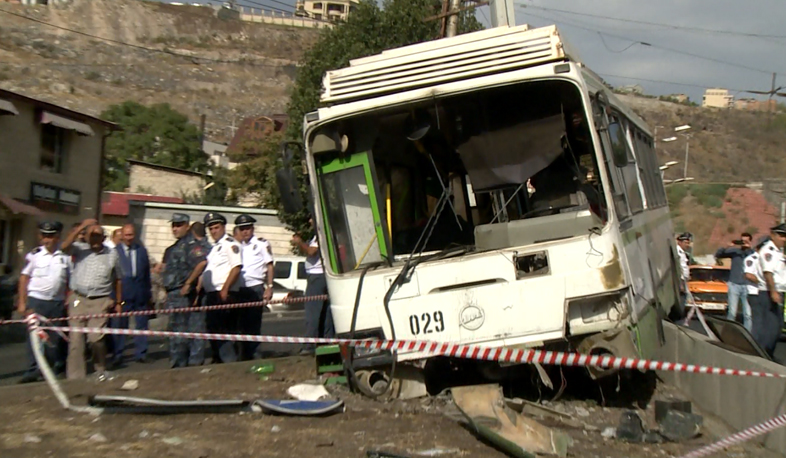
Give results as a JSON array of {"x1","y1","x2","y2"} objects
[
  {"x1": 170, "y1": 213, "x2": 190, "y2": 224},
  {"x1": 676, "y1": 232, "x2": 692, "y2": 242},
  {"x1": 38, "y1": 221, "x2": 62, "y2": 235},
  {"x1": 771, "y1": 223, "x2": 786, "y2": 235},
  {"x1": 204, "y1": 212, "x2": 227, "y2": 226},
  {"x1": 234, "y1": 214, "x2": 256, "y2": 227}
]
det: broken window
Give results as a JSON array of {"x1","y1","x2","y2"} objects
[{"x1": 309, "y1": 80, "x2": 610, "y2": 271}]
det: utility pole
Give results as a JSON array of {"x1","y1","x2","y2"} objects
[
  {"x1": 683, "y1": 135, "x2": 690, "y2": 179},
  {"x1": 446, "y1": 0, "x2": 461, "y2": 37}
]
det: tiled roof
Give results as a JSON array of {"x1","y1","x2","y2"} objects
[{"x1": 101, "y1": 192, "x2": 184, "y2": 217}]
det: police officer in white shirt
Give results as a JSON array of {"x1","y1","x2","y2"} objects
[
  {"x1": 292, "y1": 217, "x2": 334, "y2": 356},
  {"x1": 757, "y1": 224, "x2": 786, "y2": 357},
  {"x1": 743, "y1": 237, "x2": 768, "y2": 336},
  {"x1": 674, "y1": 232, "x2": 692, "y2": 318},
  {"x1": 234, "y1": 214, "x2": 274, "y2": 360},
  {"x1": 18, "y1": 221, "x2": 69, "y2": 382},
  {"x1": 201, "y1": 212, "x2": 243, "y2": 363}
]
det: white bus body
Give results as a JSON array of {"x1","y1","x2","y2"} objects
[{"x1": 297, "y1": 24, "x2": 680, "y2": 371}]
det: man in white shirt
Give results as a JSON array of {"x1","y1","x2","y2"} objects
[
  {"x1": 675, "y1": 232, "x2": 692, "y2": 318},
  {"x1": 201, "y1": 212, "x2": 242, "y2": 363},
  {"x1": 17, "y1": 221, "x2": 69, "y2": 382},
  {"x1": 234, "y1": 214, "x2": 274, "y2": 360},
  {"x1": 292, "y1": 217, "x2": 333, "y2": 356},
  {"x1": 743, "y1": 237, "x2": 767, "y2": 336},
  {"x1": 757, "y1": 224, "x2": 786, "y2": 357}
]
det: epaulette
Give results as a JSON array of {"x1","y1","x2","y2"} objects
[
  {"x1": 226, "y1": 236, "x2": 235, "y2": 242},
  {"x1": 31, "y1": 247, "x2": 42, "y2": 255}
]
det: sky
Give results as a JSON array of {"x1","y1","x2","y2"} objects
[
  {"x1": 160, "y1": 0, "x2": 786, "y2": 104},
  {"x1": 476, "y1": 0, "x2": 786, "y2": 103}
]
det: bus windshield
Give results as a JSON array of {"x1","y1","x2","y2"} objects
[{"x1": 311, "y1": 79, "x2": 609, "y2": 273}]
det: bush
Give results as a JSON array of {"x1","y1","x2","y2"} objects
[{"x1": 667, "y1": 185, "x2": 689, "y2": 208}]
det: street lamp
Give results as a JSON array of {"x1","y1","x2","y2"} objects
[{"x1": 660, "y1": 125, "x2": 692, "y2": 179}]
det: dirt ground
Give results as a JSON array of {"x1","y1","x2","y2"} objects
[{"x1": 0, "y1": 357, "x2": 780, "y2": 458}]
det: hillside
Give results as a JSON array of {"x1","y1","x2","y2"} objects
[{"x1": 0, "y1": 0, "x2": 318, "y2": 142}]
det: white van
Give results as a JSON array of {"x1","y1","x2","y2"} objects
[{"x1": 273, "y1": 255, "x2": 308, "y2": 292}]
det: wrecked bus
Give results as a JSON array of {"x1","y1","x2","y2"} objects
[{"x1": 278, "y1": 24, "x2": 681, "y2": 389}]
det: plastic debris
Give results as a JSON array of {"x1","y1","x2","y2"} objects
[
  {"x1": 120, "y1": 380, "x2": 139, "y2": 391},
  {"x1": 89, "y1": 433, "x2": 108, "y2": 443},
  {"x1": 287, "y1": 383, "x2": 330, "y2": 401},
  {"x1": 23, "y1": 434, "x2": 42, "y2": 443}
]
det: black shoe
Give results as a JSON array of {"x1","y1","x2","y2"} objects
[{"x1": 19, "y1": 373, "x2": 41, "y2": 384}]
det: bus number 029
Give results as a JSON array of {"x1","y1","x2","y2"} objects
[{"x1": 409, "y1": 311, "x2": 445, "y2": 335}]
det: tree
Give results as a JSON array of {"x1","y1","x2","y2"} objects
[{"x1": 101, "y1": 101, "x2": 211, "y2": 191}]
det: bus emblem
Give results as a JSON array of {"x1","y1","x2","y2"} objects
[{"x1": 459, "y1": 304, "x2": 485, "y2": 331}]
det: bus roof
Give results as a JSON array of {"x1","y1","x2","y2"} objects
[{"x1": 320, "y1": 24, "x2": 581, "y2": 104}]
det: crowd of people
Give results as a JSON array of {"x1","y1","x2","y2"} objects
[
  {"x1": 16, "y1": 212, "x2": 333, "y2": 383},
  {"x1": 675, "y1": 224, "x2": 786, "y2": 358}
]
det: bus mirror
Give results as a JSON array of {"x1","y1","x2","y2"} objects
[
  {"x1": 280, "y1": 141, "x2": 304, "y2": 166},
  {"x1": 608, "y1": 121, "x2": 629, "y2": 168},
  {"x1": 276, "y1": 167, "x2": 304, "y2": 215}
]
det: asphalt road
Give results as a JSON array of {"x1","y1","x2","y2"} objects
[{"x1": 0, "y1": 310, "x2": 306, "y2": 386}]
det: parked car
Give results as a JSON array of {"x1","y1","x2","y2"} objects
[
  {"x1": 688, "y1": 265, "x2": 730, "y2": 313},
  {"x1": 266, "y1": 281, "x2": 305, "y2": 313},
  {"x1": 273, "y1": 255, "x2": 308, "y2": 292}
]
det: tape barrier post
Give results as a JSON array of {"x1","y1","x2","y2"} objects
[
  {"x1": 26, "y1": 314, "x2": 103, "y2": 416},
  {"x1": 679, "y1": 413, "x2": 786, "y2": 458}
]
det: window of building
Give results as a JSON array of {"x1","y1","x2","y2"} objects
[
  {"x1": 314, "y1": 13, "x2": 322, "y2": 19},
  {"x1": 327, "y1": 3, "x2": 345, "y2": 13},
  {"x1": 311, "y1": 2, "x2": 323, "y2": 9},
  {"x1": 40, "y1": 124, "x2": 67, "y2": 173}
]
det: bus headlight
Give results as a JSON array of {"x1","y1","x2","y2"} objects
[{"x1": 568, "y1": 291, "x2": 629, "y2": 326}]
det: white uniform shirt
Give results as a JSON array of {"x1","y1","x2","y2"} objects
[
  {"x1": 677, "y1": 245, "x2": 690, "y2": 282},
  {"x1": 759, "y1": 240, "x2": 786, "y2": 292},
  {"x1": 305, "y1": 236, "x2": 324, "y2": 275},
  {"x1": 203, "y1": 233, "x2": 243, "y2": 293},
  {"x1": 744, "y1": 252, "x2": 764, "y2": 295},
  {"x1": 240, "y1": 236, "x2": 273, "y2": 287},
  {"x1": 22, "y1": 247, "x2": 70, "y2": 301}
]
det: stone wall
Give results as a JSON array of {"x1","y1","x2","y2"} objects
[
  {"x1": 128, "y1": 202, "x2": 292, "y2": 264},
  {"x1": 128, "y1": 163, "x2": 204, "y2": 198}
]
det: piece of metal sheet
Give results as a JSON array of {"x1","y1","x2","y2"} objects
[{"x1": 41, "y1": 111, "x2": 94, "y2": 136}]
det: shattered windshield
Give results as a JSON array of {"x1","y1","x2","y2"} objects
[{"x1": 311, "y1": 80, "x2": 607, "y2": 273}]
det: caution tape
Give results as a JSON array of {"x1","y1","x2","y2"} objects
[
  {"x1": 0, "y1": 294, "x2": 328, "y2": 326},
  {"x1": 31, "y1": 323, "x2": 786, "y2": 380},
  {"x1": 679, "y1": 413, "x2": 786, "y2": 458}
]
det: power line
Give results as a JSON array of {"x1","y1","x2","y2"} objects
[
  {"x1": 523, "y1": 11, "x2": 780, "y2": 75},
  {"x1": 0, "y1": 7, "x2": 283, "y2": 67},
  {"x1": 597, "y1": 73, "x2": 748, "y2": 94},
  {"x1": 517, "y1": 3, "x2": 786, "y2": 40}
]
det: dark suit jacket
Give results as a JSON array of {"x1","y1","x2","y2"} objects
[{"x1": 116, "y1": 242, "x2": 152, "y2": 307}]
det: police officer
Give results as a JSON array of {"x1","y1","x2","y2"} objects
[
  {"x1": 17, "y1": 221, "x2": 69, "y2": 382},
  {"x1": 161, "y1": 213, "x2": 210, "y2": 367},
  {"x1": 235, "y1": 214, "x2": 274, "y2": 360},
  {"x1": 757, "y1": 224, "x2": 786, "y2": 357},
  {"x1": 674, "y1": 232, "x2": 692, "y2": 318},
  {"x1": 744, "y1": 236, "x2": 769, "y2": 342},
  {"x1": 202, "y1": 212, "x2": 243, "y2": 363}
]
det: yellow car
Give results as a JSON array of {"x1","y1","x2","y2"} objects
[{"x1": 688, "y1": 265, "x2": 730, "y2": 313}]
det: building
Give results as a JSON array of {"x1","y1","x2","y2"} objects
[
  {"x1": 0, "y1": 89, "x2": 116, "y2": 271},
  {"x1": 127, "y1": 201, "x2": 293, "y2": 262},
  {"x1": 702, "y1": 88, "x2": 734, "y2": 109},
  {"x1": 295, "y1": 0, "x2": 358, "y2": 22},
  {"x1": 666, "y1": 94, "x2": 689, "y2": 104},
  {"x1": 616, "y1": 84, "x2": 644, "y2": 95},
  {"x1": 203, "y1": 140, "x2": 236, "y2": 170},
  {"x1": 226, "y1": 114, "x2": 288, "y2": 157},
  {"x1": 127, "y1": 159, "x2": 206, "y2": 199},
  {"x1": 734, "y1": 98, "x2": 778, "y2": 112},
  {"x1": 100, "y1": 191, "x2": 184, "y2": 234}
]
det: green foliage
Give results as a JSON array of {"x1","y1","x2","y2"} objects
[
  {"x1": 101, "y1": 101, "x2": 210, "y2": 191},
  {"x1": 666, "y1": 184, "x2": 688, "y2": 209},
  {"x1": 688, "y1": 184, "x2": 729, "y2": 208}
]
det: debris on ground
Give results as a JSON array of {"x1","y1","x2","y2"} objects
[
  {"x1": 452, "y1": 384, "x2": 571, "y2": 458},
  {"x1": 287, "y1": 383, "x2": 330, "y2": 401},
  {"x1": 120, "y1": 379, "x2": 139, "y2": 391}
]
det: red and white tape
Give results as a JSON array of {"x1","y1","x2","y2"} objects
[
  {"x1": 33, "y1": 323, "x2": 786, "y2": 380},
  {"x1": 678, "y1": 413, "x2": 786, "y2": 458},
  {"x1": 0, "y1": 294, "x2": 328, "y2": 326}
]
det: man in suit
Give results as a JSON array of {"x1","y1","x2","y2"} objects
[{"x1": 110, "y1": 223, "x2": 153, "y2": 365}]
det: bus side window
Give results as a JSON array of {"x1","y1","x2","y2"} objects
[{"x1": 609, "y1": 115, "x2": 644, "y2": 215}]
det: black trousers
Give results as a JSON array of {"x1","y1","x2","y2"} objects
[
  {"x1": 205, "y1": 291, "x2": 240, "y2": 363},
  {"x1": 754, "y1": 291, "x2": 784, "y2": 358},
  {"x1": 237, "y1": 285, "x2": 264, "y2": 360}
]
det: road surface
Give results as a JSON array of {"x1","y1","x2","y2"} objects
[{"x1": 0, "y1": 310, "x2": 305, "y2": 386}]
